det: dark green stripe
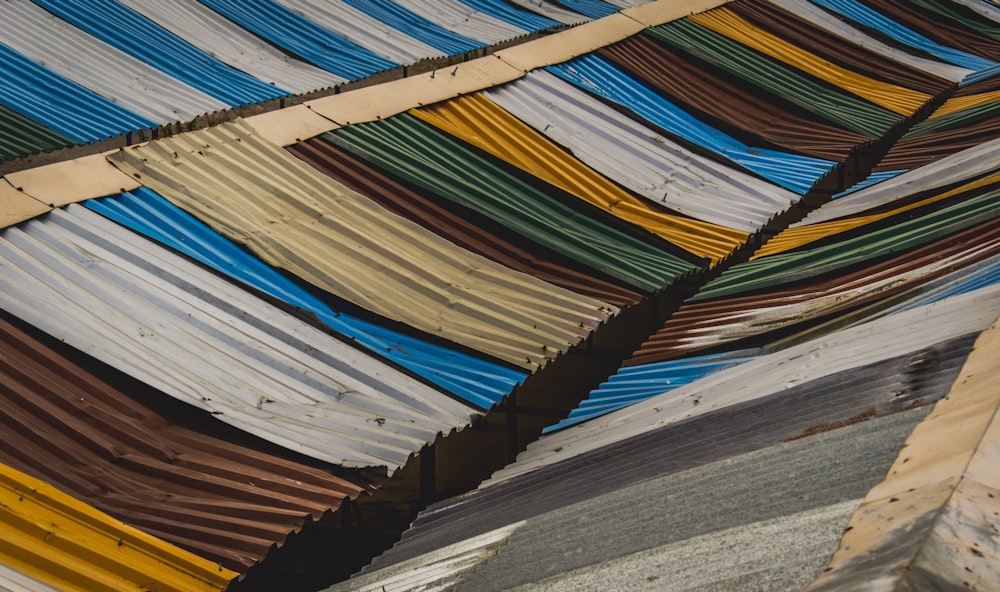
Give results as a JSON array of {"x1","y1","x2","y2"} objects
[{"x1": 0, "y1": 104, "x2": 72, "y2": 161}]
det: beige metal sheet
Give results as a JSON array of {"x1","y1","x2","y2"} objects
[
  {"x1": 622, "y1": 0, "x2": 732, "y2": 26},
  {"x1": 108, "y1": 120, "x2": 613, "y2": 370},
  {"x1": 494, "y1": 14, "x2": 644, "y2": 71},
  {"x1": 0, "y1": 181, "x2": 49, "y2": 229},
  {"x1": 305, "y1": 56, "x2": 523, "y2": 125},
  {"x1": 244, "y1": 107, "x2": 340, "y2": 146},
  {"x1": 5, "y1": 151, "x2": 141, "y2": 207}
]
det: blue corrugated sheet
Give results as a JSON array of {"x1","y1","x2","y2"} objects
[
  {"x1": 85, "y1": 188, "x2": 527, "y2": 409},
  {"x1": 340, "y1": 0, "x2": 485, "y2": 55},
  {"x1": 892, "y1": 254, "x2": 1000, "y2": 313},
  {"x1": 455, "y1": 0, "x2": 560, "y2": 31},
  {"x1": 547, "y1": 55, "x2": 836, "y2": 194},
  {"x1": 197, "y1": 0, "x2": 399, "y2": 79},
  {"x1": 833, "y1": 169, "x2": 905, "y2": 198},
  {"x1": 810, "y1": 0, "x2": 998, "y2": 72},
  {"x1": 545, "y1": 350, "x2": 760, "y2": 432},
  {"x1": 30, "y1": 0, "x2": 288, "y2": 106},
  {"x1": 0, "y1": 43, "x2": 153, "y2": 142},
  {"x1": 962, "y1": 64, "x2": 1000, "y2": 86},
  {"x1": 548, "y1": 0, "x2": 620, "y2": 19}
]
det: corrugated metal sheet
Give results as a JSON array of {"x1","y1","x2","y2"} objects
[
  {"x1": 0, "y1": 563, "x2": 60, "y2": 592},
  {"x1": 447, "y1": 0, "x2": 560, "y2": 31},
  {"x1": 118, "y1": 0, "x2": 345, "y2": 94},
  {"x1": 0, "y1": 43, "x2": 154, "y2": 143},
  {"x1": 547, "y1": 54, "x2": 837, "y2": 193},
  {"x1": 482, "y1": 282, "x2": 1000, "y2": 487},
  {"x1": 280, "y1": 0, "x2": 481, "y2": 58},
  {"x1": 0, "y1": 205, "x2": 477, "y2": 472},
  {"x1": 647, "y1": 19, "x2": 904, "y2": 138},
  {"x1": 109, "y1": 120, "x2": 615, "y2": 370},
  {"x1": 904, "y1": 93, "x2": 1000, "y2": 139},
  {"x1": 767, "y1": 0, "x2": 974, "y2": 82},
  {"x1": 483, "y1": 71, "x2": 800, "y2": 232},
  {"x1": 411, "y1": 93, "x2": 749, "y2": 263},
  {"x1": 0, "y1": 0, "x2": 227, "y2": 125},
  {"x1": 0, "y1": 463, "x2": 237, "y2": 592},
  {"x1": 506, "y1": 0, "x2": 592, "y2": 24},
  {"x1": 953, "y1": 0, "x2": 1000, "y2": 25},
  {"x1": 195, "y1": 0, "x2": 399, "y2": 80},
  {"x1": 808, "y1": 0, "x2": 997, "y2": 71},
  {"x1": 927, "y1": 88, "x2": 1000, "y2": 118},
  {"x1": 0, "y1": 105, "x2": 71, "y2": 162},
  {"x1": 689, "y1": 7, "x2": 932, "y2": 115},
  {"x1": 29, "y1": 0, "x2": 288, "y2": 106},
  {"x1": 906, "y1": 0, "x2": 1000, "y2": 42},
  {"x1": 390, "y1": 0, "x2": 530, "y2": 44},
  {"x1": 86, "y1": 187, "x2": 527, "y2": 410},
  {"x1": 875, "y1": 110, "x2": 1000, "y2": 172},
  {"x1": 861, "y1": 0, "x2": 1000, "y2": 62},
  {"x1": 287, "y1": 137, "x2": 643, "y2": 306},
  {"x1": 490, "y1": 13, "x2": 644, "y2": 72},
  {"x1": 545, "y1": 0, "x2": 620, "y2": 19},
  {"x1": 0, "y1": 312, "x2": 373, "y2": 571},
  {"x1": 599, "y1": 34, "x2": 871, "y2": 163},
  {"x1": 328, "y1": 114, "x2": 702, "y2": 292}
]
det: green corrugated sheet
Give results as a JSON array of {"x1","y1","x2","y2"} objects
[
  {"x1": 692, "y1": 188, "x2": 1000, "y2": 301},
  {"x1": 646, "y1": 20, "x2": 903, "y2": 138},
  {"x1": 326, "y1": 115, "x2": 701, "y2": 293},
  {"x1": 904, "y1": 98, "x2": 1000, "y2": 138},
  {"x1": 0, "y1": 104, "x2": 72, "y2": 161}
]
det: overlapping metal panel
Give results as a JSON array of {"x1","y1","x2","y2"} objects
[
  {"x1": 647, "y1": 19, "x2": 904, "y2": 138},
  {"x1": 599, "y1": 34, "x2": 871, "y2": 162},
  {"x1": 905, "y1": 0, "x2": 1000, "y2": 42},
  {"x1": 287, "y1": 137, "x2": 643, "y2": 306},
  {"x1": 29, "y1": 0, "x2": 288, "y2": 106},
  {"x1": 0, "y1": 43, "x2": 153, "y2": 143},
  {"x1": 412, "y1": 93, "x2": 749, "y2": 263},
  {"x1": 861, "y1": 0, "x2": 1000, "y2": 62},
  {"x1": 0, "y1": 0, "x2": 226, "y2": 125},
  {"x1": 953, "y1": 0, "x2": 1000, "y2": 25},
  {"x1": 390, "y1": 0, "x2": 532, "y2": 44},
  {"x1": 484, "y1": 71, "x2": 800, "y2": 232},
  {"x1": 118, "y1": 0, "x2": 345, "y2": 94},
  {"x1": 448, "y1": 0, "x2": 560, "y2": 31},
  {"x1": 109, "y1": 120, "x2": 615, "y2": 371},
  {"x1": 875, "y1": 111, "x2": 1000, "y2": 172},
  {"x1": 196, "y1": 0, "x2": 399, "y2": 80},
  {"x1": 0, "y1": 312, "x2": 373, "y2": 571},
  {"x1": 86, "y1": 187, "x2": 527, "y2": 410},
  {"x1": 506, "y1": 0, "x2": 592, "y2": 24},
  {"x1": 0, "y1": 563, "x2": 60, "y2": 592},
  {"x1": 547, "y1": 54, "x2": 837, "y2": 193},
  {"x1": 543, "y1": 0, "x2": 620, "y2": 19},
  {"x1": 328, "y1": 114, "x2": 701, "y2": 292},
  {"x1": 0, "y1": 105, "x2": 71, "y2": 162},
  {"x1": 0, "y1": 463, "x2": 237, "y2": 592},
  {"x1": 0, "y1": 205, "x2": 477, "y2": 472}
]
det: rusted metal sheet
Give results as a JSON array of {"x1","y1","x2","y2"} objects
[
  {"x1": 861, "y1": 0, "x2": 1000, "y2": 63},
  {"x1": 875, "y1": 111, "x2": 1000, "y2": 172}
]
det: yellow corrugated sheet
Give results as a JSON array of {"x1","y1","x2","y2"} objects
[
  {"x1": 0, "y1": 464, "x2": 236, "y2": 592},
  {"x1": 411, "y1": 94, "x2": 748, "y2": 264},
  {"x1": 754, "y1": 171, "x2": 1000, "y2": 258},
  {"x1": 690, "y1": 8, "x2": 932, "y2": 116},
  {"x1": 928, "y1": 89, "x2": 1000, "y2": 118}
]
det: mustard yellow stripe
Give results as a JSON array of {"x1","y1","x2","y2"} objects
[
  {"x1": 411, "y1": 94, "x2": 748, "y2": 263},
  {"x1": 754, "y1": 171, "x2": 1000, "y2": 258},
  {"x1": 0, "y1": 465, "x2": 236, "y2": 592},
  {"x1": 930, "y1": 89, "x2": 1000, "y2": 118},
  {"x1": 690, "y1": 8, "x2": 932, "y2": 116}
]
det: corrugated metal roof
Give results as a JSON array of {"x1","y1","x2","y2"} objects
[
  {"x1": 0, "y1": 204, "x2": 477, "y2": 472},
  {"x1": 118, "y1": 0, "x2": 345, "y2": 94},
  {"x1": 927, "y1": 88, "x2": 1000, "y2": 118},
  {"x1": 411, "y1": 93, "x2": 749, "y2": 263},
  {"x1": 875, "y1": 110, "x2": 1000, "y2": 172},
  {"x1": 506, "y1": 0, "x2": 592, "y2": 24},
  {"x1": 0, "y1": 312, "x2": 373, "y2": 571},
  {"x1": 390, "y1": 0, "x2": 531, "y2": 44},
  {"x1": 0, "y1": 463, "x2": 237, "y2": 592},
  {"x1": 547, "y1": 54, "x2": 838, "y2": 193},
  {"x1": 195, "y1": 0, "x2": 399, "y2": 80},
  {"x1": 0, "y1": 0, "x2": 227, "y2": 125},
  {"x1": 29, "y1": 0, "x2": 288, "y2": 106},
  {"x1": 862, "y1": 0, "x2": 1000, "y2": 62},
  {"x1": 0, "y1": 563, "x2": 60, "y2": 592},
  {"x1": 599, "y1": 34, "x2": 872, "y2": 163},
  {"x1": 327, "y1": 114, "x2": 702, "y2": 292},
  {"x1": 483, "y1": 71, "x2": 800, "y2": 232},
  {"x1": 647, "y1": 19, "x2": 904, "y2": 138},
  {"x1": 86, "y1": 187, "x2": 527, "y2": 410},
  {"x1": 109, "y1": 120, "x2": 614, "y2": 371},
  {"x1": 544, "y1": 0, "x2": 620, "y2": 19},
  {"x1": 905, "y1": 0, "x2": 1000, "y2": 42},
  {"x1": 287, "y1": 137, "x2": 643, "y2": 306},
  {"x1": 903, "y1": 92, "x2": 1000, "y2": 139},
  {"x1": 0, "y1": 105, "x2": 71, "y2": 162},
  {"x1": 953, "y1": 0, "x2": 1000, "y2": 25},
  {"x1": 443, "y1": 0, "x2": 560, "y2": 31},
  {"x1": 0, "y1": 42, "x2": 154, "y2": 143},
  {"x1": 767, "y1": 0, "x2": 974, "y2": 82}
]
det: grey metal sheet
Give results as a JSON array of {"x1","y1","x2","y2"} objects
[
  {"x1": 484, "y1": 71, "x2": 797, "y2": 233},
  {"x1": 391, "y1": 0, "x2": 529, "y2": 44},
  {"x1": 952, "y1": 0, "x2": 1000, "y2": 25},
  {"x1": 507, "y1": 0, "x2": 591, "y2": 25},
  {"x1": 118, "y1": 0, "x2": 345, "y2": 94},
  {"x1": 0, "y1": 205, "x2": 476, "y2": 473},
  {"x1": 0, "y1": 564, "x2": 60, "y2": 592},
  {"x1": 0, "y1": 0, "x2": 226, "y2": 124}
]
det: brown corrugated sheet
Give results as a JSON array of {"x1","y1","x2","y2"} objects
[
  {"x1": 625, "y1": 217, "x2": 1000, "y2": 365},
  {"x1": 873, "y1": 113, "x2": 1000, "y2": 172},
  {"x1": 599, "y1": 34, "x2": 870, "y2": 162},
  {"x1": 953, "y1": 75, "x2": 1000, "y2": 97},
  {"x1": 864, "y1": 0, "x2": 1000, "y2": 62},
  {"x1": 0, "y1": 312, "x2": 374, "y2": 573},
  {"x1": 287, "y1": 138, "x2": 643, "y2": 307}
]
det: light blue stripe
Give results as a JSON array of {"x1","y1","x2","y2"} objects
[
  {"x1": 548, "y1": 0, "x2": 620, "y2": 19},
  {"x1": 833, "y1": 170, "x2": 905, "y2": 198},
  {"x1": 455, "y1": 0, "x2": 560, "y2": 31},
  {"x1": 340, "y1": 0, "x2": 485, "y2": 54}
]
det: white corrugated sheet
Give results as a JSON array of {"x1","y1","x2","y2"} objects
[
  {"x1": 0, "y1": 564, "x2": 60, "y2": 592},
  {"x1": 485, "y1": 71, "x2": 797, "y2": 232},
  {"x1": 118, "y1": 0, "x2": 345, "y2": 94},
  {"x1": 482, "y1": 282, "x2": 1000, "y2": 487},
  {"x1": 392, "y1": 0, "x2": 528, "y2": 44},
  {"x1": 507, "y1": 0, "x2": 590, "y2": 25},
  {"x1": 0, "y1": 205, "x2": 477, "y2": 473},
  {"x1": 952, "y1": 0, "x2": 1000, "y2": 24},
  {"x1": 0, "y1": 0, "x2": 227, "y2": 123}
]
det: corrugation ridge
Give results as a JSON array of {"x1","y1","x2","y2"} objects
[
  {"x1": 0, "y1": 105, "x2": 72, "y2": 162},
  {"x1": 392, "y1": 0, "x2": 529, "y2": 44}
]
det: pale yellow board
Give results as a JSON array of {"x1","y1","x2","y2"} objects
[
  {"x1": 622, "y1": 0, "x2": 732, "y2": 26},
  {"x1": 0, "y1": 180, "x2": 50, "y2": 229},
  {"x1": 244, "y1": 105, "x2": 340, "y2": 146},
  {"x1": 306, "y1": 55, "x2": 523, "y2": 125},
  {"x1": 494, "y1": 13, "x2": 644, "y2": 71},
  {"x1": 5, "y1": 151, "x2": 141, "y2": 207}
]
